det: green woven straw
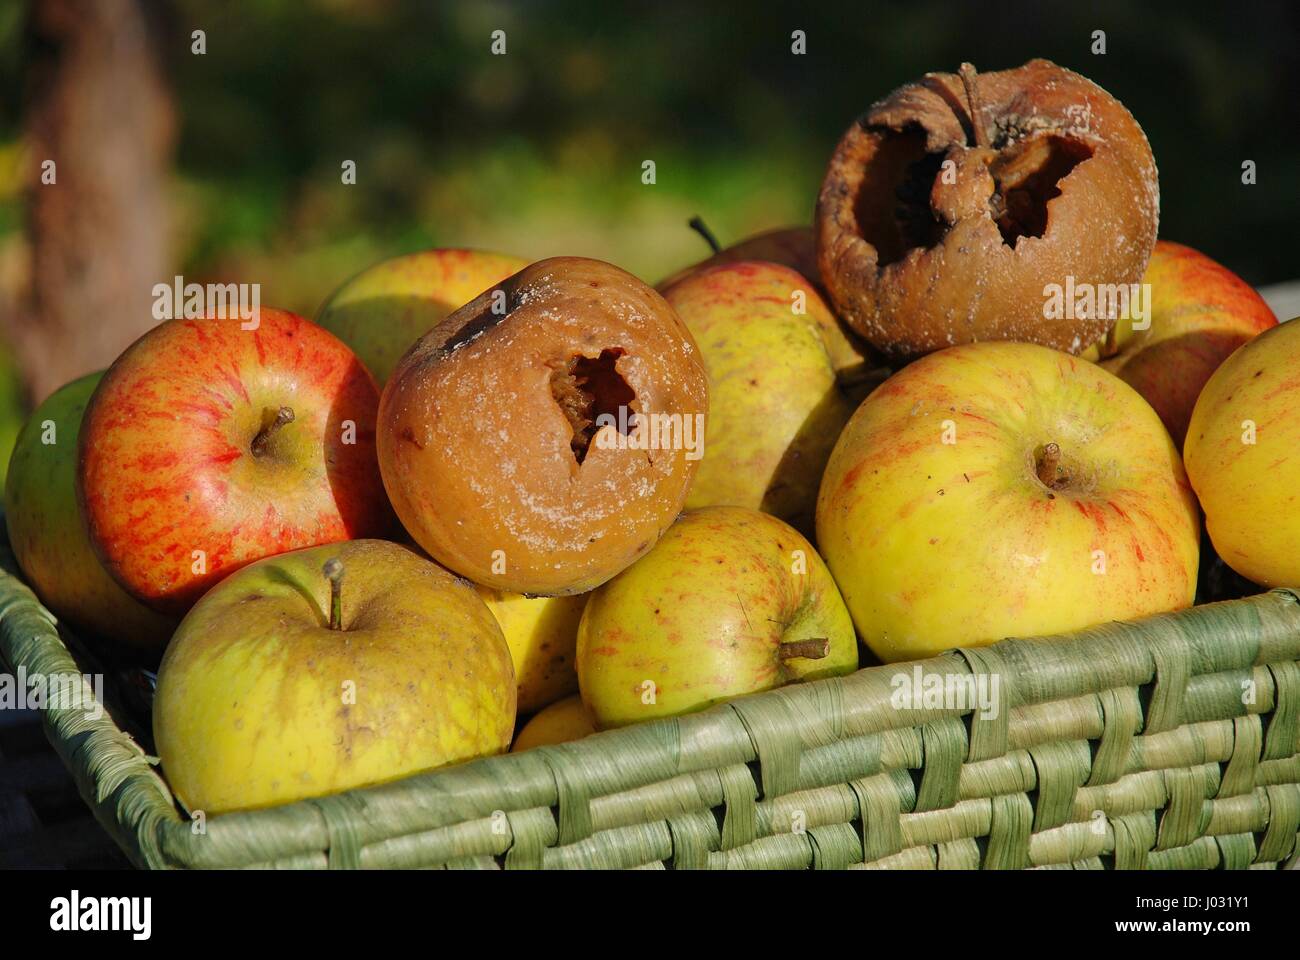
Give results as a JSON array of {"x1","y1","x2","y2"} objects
[{"x1": 2, "y1": 523, "x2": 1299, "y2": 869}]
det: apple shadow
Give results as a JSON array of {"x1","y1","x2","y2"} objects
[
  {"x1": 322, "y1": 353, "x2": 401, "y2": 544},
  {"x1": 758, "y1": 383, "x2": 864, "y2": 542}
]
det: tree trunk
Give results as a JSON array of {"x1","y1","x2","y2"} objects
[{"x1": 8, "y1": 0, "x2": 175, "y2": 405}]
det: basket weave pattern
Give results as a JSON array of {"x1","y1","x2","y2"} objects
[{"x1": 3, "y1": 533, "x2": 1299, "y2": 870}]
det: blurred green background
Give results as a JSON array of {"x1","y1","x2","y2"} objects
[{"x1": 0, "y1": 0, "x2": 1296, "y2": 319}]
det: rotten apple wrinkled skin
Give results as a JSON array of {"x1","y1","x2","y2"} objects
[
  {"x1": 4, "y1": 373, "x2": 176, "y2": 660},
  {"x1": 661, "y1": 261, "x2": 861, "y2": 536},
  {"x1": 78, "y1": 310, "x2": 393, "y2": 614},
  {"x1": 316, "y1": 247, "x2": 529, "y2": 385},
  {"x1": 154, "y1": 539, "x2": 515, "y2": 814},
  {"x1": 1086, "y1": 241, "x2": 1277, "y2": 449},
  {"x1": 577, "y1": 506, "x2": 858, "y2": 729},
  {"x1": 817, "y1": 59, "x2": 1159, "y2": 361},
  {"x1": 1184, "y1": 318, "x2": 1300, "y2": 588},
  {"x1": 817, "y1": 342, "x2": 1199, "y2": 662},
  {"x1": 378, "y1": 256, "x2": 708, "y2": 597}
]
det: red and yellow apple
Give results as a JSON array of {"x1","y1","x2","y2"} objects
[
  {"x1": 154, "y1": 539, "x2": 516, "y2": 814},
  {"x1": 78, "y1": 309, "x2": 393, "y2": 614},
  {"x1": 316, "y1": 248, "x2": 529, "y2": 384},
  {"x1": 661, "y1": 260, "x2": 870, "y2": 534},
  {"x1": 1184, "y1": 318, "x2": 1300, "y2": 587},
  {"x1": 577, "y1": 506, "x2": 858, "y2": 729},
  {"x1": 657, "y1": 225, "x2": 820, "y2": 291},
  {"x1": 4, "y1": 372, "x2": 176, "y2": 660},
  {"x1": 817, "y1": 342, "x2": 1199, "y2": 661},
  {"x1": 1086, "y1": 241, "x2": 1277, "y2": 447}
]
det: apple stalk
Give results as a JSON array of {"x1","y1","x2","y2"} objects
[
  {"x1": 323, "y1": 558, "x2": 344, "y2": 631},
  {"x1": 251, "y1": 406, "x2": 295, "y2": 457}
]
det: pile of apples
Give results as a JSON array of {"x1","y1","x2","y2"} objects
[{"x1": 4, "y1": 59, "x2": 1297, "y2": 819}]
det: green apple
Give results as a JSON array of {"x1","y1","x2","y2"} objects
[
  {"x1": 316, "y1": 247, "x2": 529, "y2": 383},
  {"x1": 0, "y1": 345, "x2": 26, "y2": 487},
  {"x1": 4, "y1": 373, "x2": 176, "y2": 661},
  {"x1": 577, "y1": 506, "x2": 858, "y2": 729},
  {"x1": 153, "y1": 539, "x2": 516, "y2": 814}
]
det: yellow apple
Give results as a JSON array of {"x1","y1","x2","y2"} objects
[
  {"x1": 476, "y1": 586, "x2": 585, "y2": 714},
  {"x1": 661, "y1": 260, "x2": 883, "y2": 534},
  {"x1": 154, "y1": 539, "x2": 515, "y2": 814},
  {"x1": 817, "y1": 342, "x2": 1199, "y2": 662},
  {"x1": 316, "y1": 247, "x2": 529, "y2": 383},
  {"x1": 511, "y1": 695, "x2": 596, "y2": 752},
  {"x1": 577, "y1": 506, "x2": 858, "y2": 729},
  {"x1": 1085, "y1": 240, "x2": 1277, "y2": 447},
  {"x1": 1184, "y1": 318, "x2": 1300, "y2": 587}
]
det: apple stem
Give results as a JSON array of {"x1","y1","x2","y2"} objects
[
  {"x1": 958, "y1": 62, "x2": 991, "y2": 150},
  {"x1": 1036, "y1": 442, "x2": 1064, "y2": 488},
  {"x1": 779, "y1": 638, "x2": 831, "y2": 661},
  {"x1": 1102, "y1": 323, "x2": 1119, "y2": 359},
  {"x1": 688, "y1": 216, "x2": 722, "y2": 255},
  {"x1": 323, "y1": 558, "x2": 344, "y2": 631},
  {"x1": 251, "y1": 406, "x2": 295, "y2": 457}
]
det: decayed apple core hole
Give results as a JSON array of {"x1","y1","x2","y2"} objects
[
  {"x1": 989, "y1": 134, "x2": 1094, "y2": 246},
  {"x1": 549, "y1": 348, "x2": 635, "y2": 464},
  {"x1": 852, "y1": 128, "x2": 1095, "y2": 261},
  {"x1": 853, "y1": 126, "x2": 946, "y2": 267}
]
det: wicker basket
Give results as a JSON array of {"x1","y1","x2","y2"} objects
[{"x1": 2, "y1": 526, "x2": 1299, "y2": 870}]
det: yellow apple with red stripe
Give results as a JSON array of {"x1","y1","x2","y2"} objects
[
  {"x1": 660, "y1": 261, "x2": 872, "y2": 535},
  {"x1": 1184, "y1": 318, "x2": 1300, "y2": 587},
  {"x1": 317, "y1": 248, "x2": 529, "y2": 384},
  {"x1": 78, "y1": 309, "x2": 393, "y2": 614},
  {"x1": 577, "y1": 506, "x2": 858, "y2": 729},
  {"x1": 1086, "y1": 241, "x2": 1277, "y2": 447},
  {"x1": 817, "y1": 341, "x2": 1199, "y2": 662}
]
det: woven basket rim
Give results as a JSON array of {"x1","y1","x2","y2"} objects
[{"x1": 3, "y1": 518, "x2": 1299, "y2": 869}]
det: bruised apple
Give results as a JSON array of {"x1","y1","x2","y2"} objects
[
  {"x1": 316, "y1": 248, "x2": 529, "y2": 384},
  {"x1": 378, "y1": 257, "x2": 708, "y2": 596},
  {"x1": 78, "y1": 310, "x2": 393, "y2": 614},
  {"x1": 817, "y1": 342, "x2": 1199, "y2": 661}
]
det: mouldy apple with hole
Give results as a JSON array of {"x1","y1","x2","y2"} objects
[
  {"x1": 816, "y1": 59, "x2": 1159, "y2": 361},
  {"x1": 378, "y1": 256, "x2": 708, "y2": 597}
]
